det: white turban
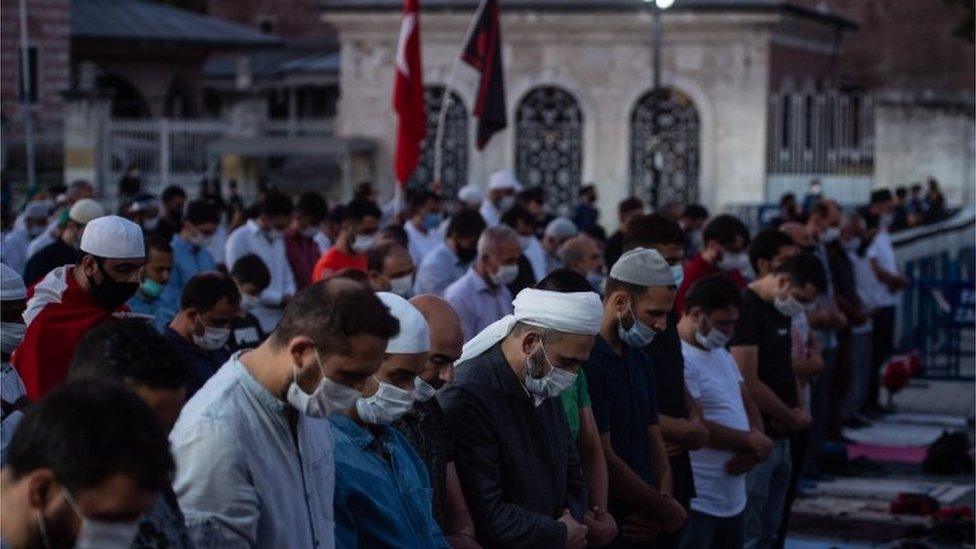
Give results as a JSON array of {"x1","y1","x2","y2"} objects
[
  {"x1": 488, "y1": 170, "x2": 522, "y2": 192},
  {"x1": 377, "y1": 292, "x2": 430, "y2": 354},
  {"x1": 80, "y1": 215, "x2": 145, "y2": 259},
  {"x1": 456, "y1": 288, "x2": 602, "y2": 365},
  {"x1": 1, "y1": 264, "x2": 26, "y2": 301}
]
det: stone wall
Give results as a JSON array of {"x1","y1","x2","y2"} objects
[
  {"x1": 874, "y1": 96, "x2": 975, "y2": 205},
  {"x1": 327, "y1": 9, "x2": 851, "y2": 227}
]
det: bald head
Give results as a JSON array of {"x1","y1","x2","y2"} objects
[
  {"x1": 560, "y1": 235, "x2": 603, "y2": 278},
  {"x1": 410, "y1": 294, "x2": 463, "y2": 386},
  {"x1": 780, "y1": 222, "x2": 813, "y2": 248}
]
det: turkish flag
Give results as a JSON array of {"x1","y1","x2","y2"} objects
[
  {"x1": 462, "y1": 0, "x2": 507, "y2": 150},
  {"x1": 393, "y1": 0, "x2": 426, "y2": 186}
]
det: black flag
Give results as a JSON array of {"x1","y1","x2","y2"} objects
[{"x1": 462, "y1": 0, "x2": 507, "y2": 150}]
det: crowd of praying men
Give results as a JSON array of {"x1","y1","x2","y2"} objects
[{"x1": 0, "y1": 171, "x2": 910, "y2": 549}]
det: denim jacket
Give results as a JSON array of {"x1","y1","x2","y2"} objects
[{"x1": 329, "y1": 412, "x2": 448, "y2": 549}]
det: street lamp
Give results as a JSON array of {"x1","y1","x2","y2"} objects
[{"x1": 642, "y1": 0, "x2": 675, "y2": 208}]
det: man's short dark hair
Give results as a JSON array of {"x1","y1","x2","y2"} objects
[
  {"x1": 230, "y1": 254, "x2": 271, "y2": 291},
  {"x1": 748, "y1": 228, "x2": 796, "y2": 273},
  {"x1": 604, "y1": 277, "x2": 649, "y2": 302},
  {"x1": 810, "y1": 200, "x2": 832, "y2": 220},
  {"x1": 70, "y1": 320, "x2": 186, "y2": 390},
  {"x1": 367, "y1": 241, "x2": 402, "y2": 273},
  {"x1": 870, "y1": 188, "x2": 893, "y2": 205},
  {"x1": 380, "y1": 225, "x2": 409, "y2": 248},
  {"x1": 446, "y1": 209, "x2": 487, "y2": 241},
  {"x1": 161, "y1": 185, "x2": 187, "y2": 204},
  {"x1": 517, "y1": 187, "x2": 545, "y2": 205},
  {"x1": 343, "y1": 198, "x2": 382, "y2": 223},
  {"x1": 5, "y1": 378, "x2": 174, "y2": 493},
  {"x1": 779, "y1": 192, "x2": 797, "y2": 206},
  {"x1": 684, "y1": 274, "x2": 743, "y2": 314},
  {"x1": 703, "y1": 214, "x2": 751, "y2": 249},
  {"x1": 500, "y1": 204, "x2": 536, "y2": 229},
  {"x1": 624, "y1": 214, "x2": 684, "y2": 251},
  {"x1": 180, "y1": 271, "x2": 241, "y2": 311},
  {"x1": 682, "y1": 204, "x2": 709, "y2": 221},
  {"x1": 296, "y1": 192, "x2": 328, "y2": 224},
  {"x1": 273, "y1": 279, "x2": 399, "y2": 356},
  {"x1": 408, "y1": 190, "x2": 438, "y2": 213},
  {"x1": 774, "y1": 253, "x2": 828, "y2": 293},
  {"x1": 261, "y1": 190, "x2": 294, "y2": 218},
  {"x1": 619, "y1": 197, "x2": 644, "y2": 217},
  {"x1": 579, "y1": 185, "x2": 596, "y2": 199},
  {"x1": 895, "y1": 187, "x2": 908, "y2": 199},
  {"x1": 184, "y1": 199, "x2": 220, "y2": 225},
  {"x1": 146, "y1": 234, "x2": 173, "y2": 255},
  {"x1": 536, "y1": 269, "x2": 593, "y2": 293}
]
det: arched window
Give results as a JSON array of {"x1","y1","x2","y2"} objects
[
  {"x1": 408, "y1": 86, "x2": 469, "y2": 200},
  {"x1": 514, "y1": 86, "x2": 583, "y2": 214},
  {"x1": 630, "y1": 88, "x2": 700, "y2": 208}
]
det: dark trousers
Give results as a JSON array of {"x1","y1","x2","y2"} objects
[
  {"x1": 682, "y1": 510, "x2": 744, "y2": 549},
  {"x1": 827, "y1": 331, "x2": 852, "y2": 435},
  {"x1": 866, "y1": 306, "x2": 895, "y2": 409},
  {"x1": 774, "y1": 432, "x2": 806, "y2": 548}
]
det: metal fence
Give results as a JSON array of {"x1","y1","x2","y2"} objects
[
  {"x1": 767, "y1": 89, "x2": 874, "y2": 176},
  {"x1": 263, "y1": 118, "x2": 333, "y2": 137},
  {"x1": 2, "y1": 131, "x2": 64, "y2": 191}
]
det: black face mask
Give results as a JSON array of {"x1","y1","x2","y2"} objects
[
  {"x1": 456, "y1": 246, "x2": 477, "y2": 264},
  {"x1": 88, "y1": 260, "x2": 140, "y2": 310}
]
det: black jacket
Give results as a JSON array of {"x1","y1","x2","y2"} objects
[{"x1": 438, "y1": 343, "x2": 587, "y2": 548}]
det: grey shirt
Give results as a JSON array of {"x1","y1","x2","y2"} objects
[{"x1": 170, "y1": 353, "x2": 335, "y2": 548}]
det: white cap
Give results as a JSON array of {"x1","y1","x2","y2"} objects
[
  {"x1": 488, "y1": 170, "x2": 522, "y2": 192},
  {"x1": 24, "y1": 202, "x2": 50, "y2": 219},
  {"x1": 457, "y1": 184, "x2": 485, "y2": 206},
  {"x1": 80, "y1": 215, "x2": 145, "y2": 259},
  {"x1": 544, "y1": 217, "x2": 578, "y2": 239},
  {"x1": 68, "y1": 199, "x2": 105, "y2": 225},
  {"x1": 609, "y1": 247, "x2": 675, "y2": 287},
  {"x1": 376, "y1": 292, "x2": 430, "y2": 354},
  {"x1": 1, "y1": 263, "x2": 26, "y2": 301}
]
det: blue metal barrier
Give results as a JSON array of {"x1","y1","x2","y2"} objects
[{"x1": 899, "y1": 246, "x2": 975, "y2": 380}]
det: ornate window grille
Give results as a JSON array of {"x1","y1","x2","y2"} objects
[
  {"x1": 630, "y1": 88, "x2": 700, "y2": 209},
  {"x1": 408, "y1": 86, "x2": 469, "y2": 199},
  {"x1": 514, "y1": 86, "x2": 583, "y2": 214}
]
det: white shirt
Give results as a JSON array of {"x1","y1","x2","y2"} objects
[
  {"x1": 26, "y1": 220, "x2": 59, "y2": 260},
  {"x1": 314, "y1": 232, "x2": 332, "y2": 254},
  {"x1": 682, "y1": 341, "x2": 750, "y2": 518},
  {"x1": 866, "y1": 230, "x2": 899, "y2": 307},
  {"x1": 403, "y1": 220, "x2": 443, "y2": 267},
  {"x1": 521, "y1": 236, "x2": 547, "y2": 281},
  {"x1": 479, "y1": 200, "x2": 501, "y2": 227},
  {"x1": 225, "y1": 220, "x2": 296, "y2": 307},
  {"x1": 1, "y1": 229, "x2": 31, "y2": 275},
  {"x1": 206, "y1": 222, "x2": 228, "y2": 265}
]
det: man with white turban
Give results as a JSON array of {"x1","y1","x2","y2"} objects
[
  {"x1": 1, "y1": 263, "x2": 29, "y2": 461},
  {"x1": 582, "y1": 248, "x2": 688, "y2": 545},
  {"x1": 439, "y1": 287, "x2": 603, "y2": 548},
  {"x1": 12, "y1": 215, "x2": 146, "y2": 401},
  {"x1": 330, "y1": 292, "x2": 449, "y2": 547},
  {"x1": 479, "y1": 170, "x2": 522, "y2": 227}
]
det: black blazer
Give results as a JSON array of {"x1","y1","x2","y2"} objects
[{"x1": 438, "y1": 343, "x2": 587, "y2": 548}]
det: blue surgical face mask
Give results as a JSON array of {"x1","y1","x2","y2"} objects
[
  {"x1": 670, "y1": 264, "x2": 684, "y2": 288},
  {"x1": 423, "y1": 212, "x2": 441, "y2": 231},
  {"x1": 617, "y1": 300, "x2": 657, "y2": 348}
]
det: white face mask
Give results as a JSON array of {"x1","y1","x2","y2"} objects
[
  {"x1": 717, "y1": 251, "x2": 748, "y2": 273},
  {"x1": 355, "y1": 376, "x2": 416, "y2": 425},
  {"x1": 617, "y1": 301, "x2": 657, "y2": 348},
  {"x1": 774, "y1": 293, "x2": 805, "y2": 318},
  {"x1": 498, "y1": 195, "x2": 516, "y2": 212},
  {"x1": 352, "y1": 234, "x2": 376, "y2": 253},
  {"x1": 413, "y1": 376, "x2": 440, "y2": 402},
  {"x1": 523, "y1": 341, "x2": 577, "y2": 404},
  {"x1": 1, "y1": 321, "x2": 26, "y2": 355},
  {"x1": 189, "y1": 231, "x2": 213, "y2": 248},
  {"x1": 490, "y1": 263, "x2": 519, "y2": 286},
  {"x1": 820, "y1": 226, "x2": 841, "y2": 243},
  {"x1": 585, "y1": 270, "x2": 605, "y2": 292},
  {"x1": 301, "y1": 227, "x2": 319, "y2": 239},
  {"x1": 670, "y1": 264, "x2": 685, "y2": 288},
  {"x1": 694, "y1": 317, "x2": 730, "y2": 350},
  {"x1": 844, "y1": 237, "x2": 862, "y2": 252},
  {"x1": 240, "y1": 294, "x2": 260, "y2": 310},
  {"x1": 390, "y1": 274, "x2": 413, "y2": 298},
  {"x1": 143, "y1": 217, "x2": 159, "y2": 232},
  {"x1": 192, "y1": 322, "x2": 231, "y2": 351},
  {"x1": 61, "y1": 488, "x2": 140, "y2": 549},
  {"x1": 286, "y1": 350, "x2": 361, "y2": 418}
]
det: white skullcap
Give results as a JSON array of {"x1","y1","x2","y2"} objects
[
  {"x1": 457, "y1": 184, "x2": 485, "y2": 206},
  {"x1": 80, "y1": 215, "x2": 145, "y2": 259},
  {"x1": 24, "y1": 202, "x2": 50, "y2": 219},
  {"x1": 610, "y1": 247, "x2": 675, "y2": 287},
  {"x1": 488, "y1": 170, "x2": 522, "y2": 192},
  {"x1": 545, "y1": 217, "x2": 578, "y2": 239},
  {"x1": 68, "y1": 198, "x2": 105, "y2": 225},
  {"x1": 456, "y1": 288, "x2": 602, "y2": 365},
  {"x1": 1, "y1": 263, "x2": 26, "y2": 301},
  {"x1": 377, "y1": 292, "x2": 431, "y2": 354}
]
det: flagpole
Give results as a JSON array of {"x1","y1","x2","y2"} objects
[{"x1": 433, "y1": 0, "x2": 488, "y2": 184}]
